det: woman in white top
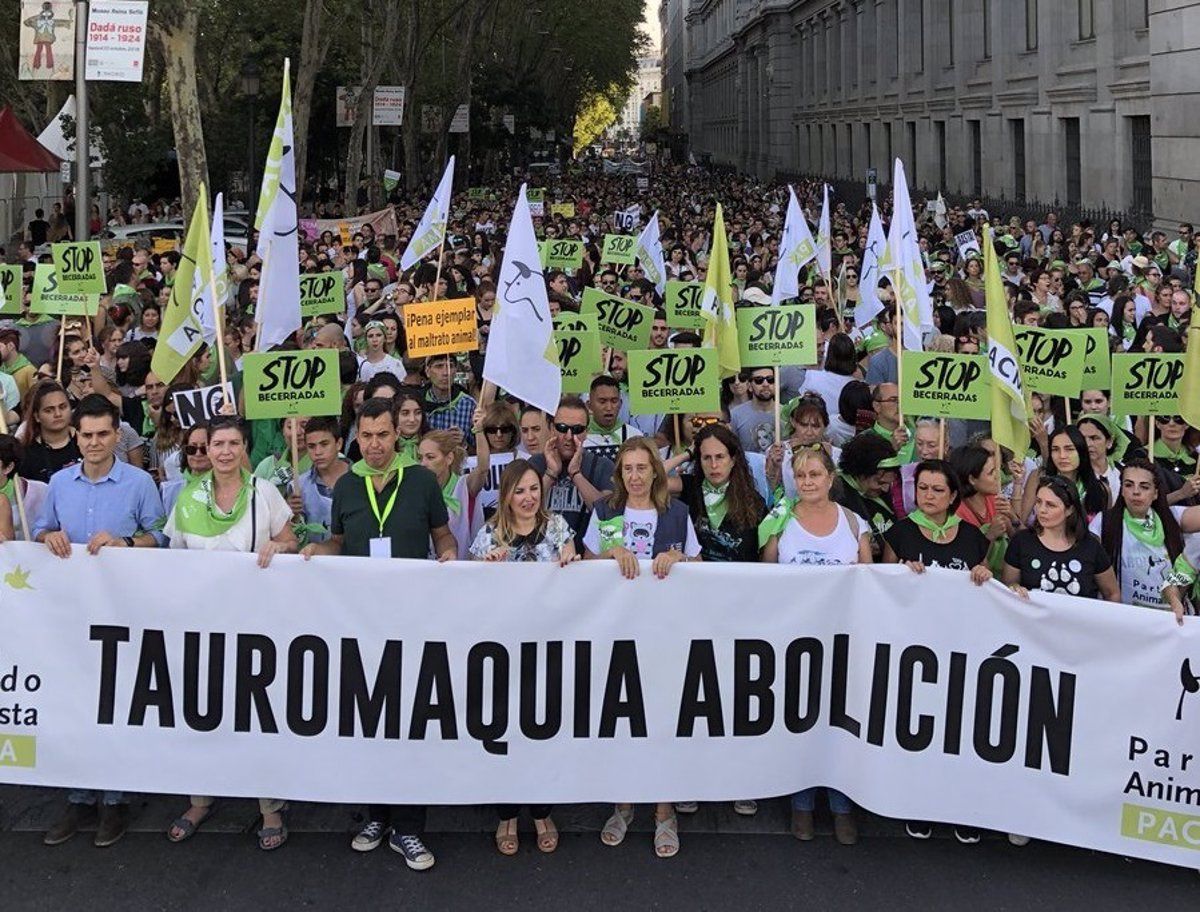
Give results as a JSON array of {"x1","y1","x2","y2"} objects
[
  {"x1": 797, "y1": 334, "x2": 860, "y2": 426},
  {"x1": 759, "y1": 447, "x2": 869, "y2": 846},
  {"x1": 357, "y1": 321, "x2": 405, "y2": 383},
  {"x1": 161, "y1": 415, "x2": 297, "y2": 851},
  {"x1": 0, "y1": 434, "x2": 43, "y2": 542},
  {"x1": 418, "y1": 430, "x2": 471, "y2": 560}
]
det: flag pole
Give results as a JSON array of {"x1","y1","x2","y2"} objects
[
  {"x1": 55, "y1": 315, "x2": 66, "y2": 380},
  {"x1": 1149, "y1": 415, "x2": 1156, "y2": 463},
  {"x1": 773, "y1": 366, "x2": 781, "y2": 446},
  {"x1": 254, "y1": 239, "x2": 273, "y2": 351},
  {"x1": 290, "y1": 420, "x2": 302, "y2": 499},
  {"x1": 210, "y1": 283, "x2": 230, "y2": 393},
  {"x1": 826, "y1": 272, "x2": 840, "y2": 323},
  {"x1": 938, "y1": 418, "x2": 946, "y2": 459},
  {"x1": 894, "y1": 291, "x2": 904, "y2": 427}
]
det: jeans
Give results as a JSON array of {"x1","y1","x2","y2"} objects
[
  {"x1": 68, "y1": 789, "x2": 125, "y2": 806},
  {"x1": 496, "y1": 804, "x2": 552, "y2": 822},
  {"x1": 368, "y1": 804, "x2": 426, "y2": 836},
  {"x1": 791, "y1": 787, "x2": 853, "y2": 815}
]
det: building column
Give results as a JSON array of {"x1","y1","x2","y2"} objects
[{"x1": 1149, "y1": 0, "x2": 1200, "y2": 225}]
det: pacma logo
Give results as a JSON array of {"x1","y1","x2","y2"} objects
[{"x1": 1176, "y1": 659, "x2": 1199, "y2": 721}]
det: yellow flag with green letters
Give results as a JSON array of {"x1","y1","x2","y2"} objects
[
  {"x1": 700, "y1": 204, "x2": 741, "y2": 379},
  {"x1": 152, "y1": 185, "x2": 213, "y2": 384},
  {"x1": 983, "y1": 225, "x2": 1031, "y2": 458}
]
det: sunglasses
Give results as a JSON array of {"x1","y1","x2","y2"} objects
[
  {"x1": 749, "y1": 376, "x2": 774, "y2": 385},
  {"x1": 485, "y1": 424, "x2": 515, "y2": 435},
  {"x1": 184, "y1": 444, "x2": 208, "y2": 456},
  {"x1": 1156, "y1": 416, "x2": 1188, "y2": 426},
  {"x1": 554, "y1": 422, "x2": 586, "y2": 435},
  {"x1": 690, "y1": 415, "x2": 721, "y2": 430}
]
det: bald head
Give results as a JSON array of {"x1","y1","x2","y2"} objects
[{"x1": 313, "y1": 324, "x2": 346, "y2": 350}]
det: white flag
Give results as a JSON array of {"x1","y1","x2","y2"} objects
[
  {"x1": 771, "y1": 185, "x2": 818, "y2": 305},
  {"x1": 635, "y1": 212, "x2": 667, "y2": 295},
  {"x1": 854, "y1": 203, "x2": 887, "y2": 328},
  {"x1": 400, "y1": 156, "x2": 455, "y2": 271},
  {"x1": 254, "y1": 59, "x2": 301, "y2": 351},
  {"x1": 483, "y1": 185, "x2": 561, "y2": 416},
  {"x1": 887, "y1": 159, "x2": 934, "y2": 351},
  {"x1": 815, "y1": 184, "x2": 831, "y2": 278},
  {"x1": 934, "y1": 192, "x2": 948, "y2": 230},
  {"x1": 197, "y1": 191, "x2": 230, "y2": 346}
]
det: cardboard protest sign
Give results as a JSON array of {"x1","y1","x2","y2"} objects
[
  {"x1": 736, "y1": 304, "x2": 817, "y2": 367},
  {"x1": 172, "y1": 382, "x2": 234, "y2": 430},
  {"x1": 1111, "y1": 353, "x2": 1184, "y2": 416},
  {"x1": 627, "y1": 349, "x2": 720, "y2": 416},
  {"x1": 601, "y1": 234, "x2": 637, "y2": 266},
  {"x1": 0, "y1": 265, "x2": 22, "y2": 316},
  {"x1": 901, "y1": 351, "x2": 991, "y2": 419},
  {"x1": 581, "y1": 287, "x2": 654, "y2": 351},
  {"x1": 30, "y1": 263, "x2": 98, "y2": 316},
  {"x1": 299, "y1": 271, "x2": 346, "y2": 318},
  {"x1": 152, "y1": 237, "x2": 179, "y2": 255},
  {"x1": 1014, "y1": 327, "x2": 1087, "y2": 397},
  {"x1": 527, "y1": 188, "x2": 545, "y2": 217},
  {"x1": 954, "y1": 230, "x2": 981, "y2": 263},
  {"x1": 664, "y1": 280, "x2": 705, "y2": 330},
  {"x1": 543, "y1": 239, "x2": 584, "y2": 271},
  {"x1": 403, "y1": 297, "x2": 479, "y2": 358},
  {"x1": 550, "y1": 202, "x2": 576, "y2": 218},
  {"x1": 243, "y1": 350, "x2": 341, "y2": 420},
  {"x1": 1080, "y1": 327, "x2": 1112, "y2": 391},
  {"x1": 554, "y1": 328, "x2": 601, "y2": 394},
  {"x1": 554, "y1": 310, "x2": 597, "y2": 334},
  {"x1": 51, "y1": 241, "x2": 106, "y2": 295}
]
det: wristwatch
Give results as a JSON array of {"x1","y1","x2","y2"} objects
[{"x1": 123, "y1": 536, "x2": 136, "y2": 548}]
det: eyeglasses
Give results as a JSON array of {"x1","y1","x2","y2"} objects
[
  {"x1": 749, "y1": 376, "x2": 774, "y2": 385},
  {"x1": 845, "y1": 272, "x2": 858, "y2": 278},
  {"x1": 485, "y1": 424, "x2": 515, "y2": 435},
  {"x1": 554, "y1": 422, "x2": 586, "y2": 435},
  {"x1": 875, "y1": 396, "x2": 900, "y2": 404},
  {"x1": 1156, "y1": 416, "x2": 1188, "y2": 426},
  {"x1": 690, "y1": 415, "x2": 721, "y2": 430},
  {"x1": 184, "y1": 444, "x2": 208, "y2": 456}
]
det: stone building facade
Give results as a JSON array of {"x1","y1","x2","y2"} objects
[{"x1": 669, "y1": 0, "x2": 1200, "y2": 223}]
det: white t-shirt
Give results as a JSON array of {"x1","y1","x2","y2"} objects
[
  {"x1": 358, "y1": 354, "x2": 406, "y2": 383},
  {"x1": 1088, "y1": 506, "x2": 1186, "y2": 609},
  {"x1": 799, "y1": 371, "x2": 854, "y2": 429},
  {"x1": 582, "y1": 506, "x2": 702, "y2": 560},
  {"x1": 8, "y1": 478, "x2": 47, "y2": 541},
  {"x1": 164, "y1": 477, "x2": 292, "y2": 552},
  {"x1": 464, "y1": 451, "x2": 517, "y2": 537},
  {"x1": 776, "y1": 507, "x2": 863, "y2": 566}
]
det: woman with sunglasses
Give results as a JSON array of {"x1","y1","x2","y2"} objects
[
  {"x1": 163, "y1": 415, "x2": 297, "y2": 849},
  {"x1": 467, "y1": 401, "x2": 520, "y2": 529},
  {"x1": 162, "y1": 424, "x2": 212, "y2": 516},
  {"x1": 1019, "y1": 426, "x2": 1110, "y2": 524},
  {"x1": 1150, "y1": 415, "x2": 1200, "y2": 507},
  {"x1": 1092, "y1": 458, "x2": 1200, "y2": 621},
  {"x1": 1002, "y1": 476, "x2": 1119, "y2": 602},
  {"x1": 586, "y1": 437, "x2": 701, "y2": 859}
]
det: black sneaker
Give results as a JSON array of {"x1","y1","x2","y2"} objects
[
  {"x1": 954, "y1": 827, "x2": 982, "y2": 845},
  {"x1": 351, "y1": 820, "x2": 391, "y2": 852},
  {"x1": 905, "y1": 820, "x2": 933, "y2": 840},
  {"x1": 389, "y1": 832, "x2": 435, "y2": 870}
]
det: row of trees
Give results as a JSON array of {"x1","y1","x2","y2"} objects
[{"x1": 0, "y1": 0, "x2": 647, "y2": 214}]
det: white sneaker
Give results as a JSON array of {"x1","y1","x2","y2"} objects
[
  {"x1": 389, "y1": 832, "x2": 436, "y2": 870},
  {"x1": 351, "y1": 820, "x2": 390, "y2": 852},
  {"x1": 674, "y1": 801, "x2": 699, "y2": 814},
  {"x1": 733, "y1": 800, "x2": 758, "y2": 816},
  {"x1": 1007, "y1": 833, "x2": 1031, "y2": 846}
]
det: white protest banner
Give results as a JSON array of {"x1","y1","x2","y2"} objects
[
  {"x1": 955, "y1": 229, "x2": 982, "y2": 262},
  {"x1": 170, "y1": 382, "x2": 233, "y2": 430},
  {"x1": 84, "y1": 0, "x2": 148, "y2": 83},
  {"x1": 2, "y1": 546, "x2": 1200, "y2": 870}
]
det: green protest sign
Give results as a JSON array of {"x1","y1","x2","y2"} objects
[
  {"x1": 51, "y1": 241, "x2": 106, "y2": 294},
  {"x1": 1014, "y1": 327, "x2": 1087, "y2": 396},
  {"x1": 1080, "y1": 327, "x2": 1112, "y2": 391},
  {"x1": 468, "y1": 187, "x2": 488, "y2": 200},
  {"x1": 243, "y1": 350, "x2": 342, "y2": 420},
  {"x1": 555, "y1": 329, "x2": 601, "y2": 394},
  {"x1": 1111, "y1": 353, "x2": 1184, "y2": 416},
  {"x1": 543, "y1": 238, "x2": 584, "y2": 271},
  {"x1": 0, "y1": 265, "x2": 22, "y2": 315},
  {"x1": 736, "y1": 304, "x2": 817, "y2": 367},
  {"x1": 300, "y1": 271, "x2": 346, "y2": 318},
  {"x1": 526, "y1": 188, "x2": 544, "y2": 203},
  {"x1": 582, "y1": 287, "x2": 654, "y2": 350},
  {"x1": 601, "y1": 233, "x2": 637, "y2": 266},
  {"x1": 664, "y1": 280, "x2": 705, "y2": 329},
  {"x1": 554, "y1": 310, "x2": 597, "y2": 334},
  {"x1": 900, "y1": 351, "x2": 991, "y2": 419},
  {"x1": 30, "y1": 263, "x2": 97, "y2": 316},
  {"x1": 627, "y1": 349, "x2": 720, "y2": 416}
]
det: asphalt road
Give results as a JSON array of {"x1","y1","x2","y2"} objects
[{"x1": 3, "y1": 829, "x2": 1196, "y2": 912}]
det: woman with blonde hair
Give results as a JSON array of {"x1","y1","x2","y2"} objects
[
  {"x1": 584, "y1": 436, "x2": 702, "y2": 858},
  {"x1": 467, "y1": 399, "x2": 520, "y2": 528},
  {"x1": 418, "y1": 429, "x2": 470, "y2": 559}
]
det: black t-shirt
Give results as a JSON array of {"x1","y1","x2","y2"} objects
[
  {"x1": 680, "y1": 472, "x2": 765, "y2": 563},
  {"x1": 28, "y1": 219, "x2": 48, "y2": 246},
  {"x1": 528, "y1": 450, "x2": 614, "y2": 550},
  {"x1": 330, "y1": 463, "x2": 449, "y2": 558},
  {"x1": 884, "y1": 517, "x2": 989, "y2": 573},
  {"x1": 1003, "y1": 529, "x2": 1113, "y2": 600},
  {"x1": 19, "y1": 437, "x2": 81, "y2": 484}
]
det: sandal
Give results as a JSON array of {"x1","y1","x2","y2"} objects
[
  {"x1": 495, "y1": 818, "x2": 519, "y2": 856},
  {"x1": 257, "y1": 812, "x2": 288, "y2": 851},
  {"x1": 600, "y1": 805, "x2": 633, "y2": 847},
  {"x1": 167, "y1": 804, "x2": 213, "y2": 843},
  {"x1": 654, "y1": 814, "x2": 679, "y2": 859},
  {"x1": 534, "y1": 817, "x2": 558, "y2": 854}
]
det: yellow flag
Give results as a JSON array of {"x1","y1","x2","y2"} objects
[
  {"x1": 983, "y1": 225, "x2": 1031, "y2": 458},
  {"x1": 700, "y1": 204, "x2": 741, "y2": 378},
  {"x1": 1182, "y1": 301, "x2": 1200, "y2": 430},
  {"x1": 151, "y1": 185, "x2": 212, "y2": 385}
]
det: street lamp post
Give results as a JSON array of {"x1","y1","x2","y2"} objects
[{"x1": 240, "y1": 59, "x2": 262, "y2": 211}]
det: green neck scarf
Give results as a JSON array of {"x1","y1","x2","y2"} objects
[
  {"x1": 0, "y1": 353, "x2": 31, "y2": 376},
  {"x1": 909, "y1": 510, "x2": 960, "y2": 543},
  {"x1": 0, "y1": 477, "x2": 14, "y2": 502},
  {"x1": 397, "y1": 436, "x2": 420, "y2": 465},
  {"x1": 757, "y1": 497, "x2": 798, "y2": 548},
  {"x1": 173, "y1": 471, "x2": 253, "y2": 538},
  {"x1": 440, "y1": 473, "x2": 461, "y2": 513},
  {"x1": 1154, "y1": 439, "x2": 1197, "y2": 468},
  {"x1": 587, "y1": 416, "x2": 619, "y2": 440},
  {"x1": 701, "y1": 479, "x2": 729, "y2": 530},
  {"x1": 843, "y1": 473, "x2": 892, "y2": 514},
  {"x1": 426, "y1": 389, "x2": 464, "y2": 413},
  {"x1": 1124, "y1": 509, "x2": 1165, "y2": 550},
  {"x1": 352, "y1": 453, "x2": 407, "y2": 479}
]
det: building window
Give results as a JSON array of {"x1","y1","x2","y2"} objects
[
  {"x1": 1063, "y1": 118, "x2": 1081, "y2": 206},
  {"x1": 1130, "y1": 116, "x2": 1152, "y2": 213},
  {"x1": 1135, "y1": 0, "x2": 1149, "y2": 29},
  {"x1": 1025, "y1": 0, "x2": 1038, "y2": 50},
  {"x1": 936, "y1": 121, "x2": 947, "y2": 189},
  {"x1": 982, "y1": 0, "x2": 991, "y2": 58},
  {"x1": 970, "y1": 121, "x2": 982, "y2": 196},
  {"x1": 915, "y1": 0, "x2": 925, "y2": 73},
  {"x1": 906, "y1": 121, "x2": 917, "y2": 182},
  {"x1": 1079, "y1": 0, "x2": 1094, "y2": 39},
  {"x1": 1011, "y1": 119, "x2": 1026, "y2": 202},
  {"x1": 947, "y1": 0, "x2": 954, "y2": 66}
]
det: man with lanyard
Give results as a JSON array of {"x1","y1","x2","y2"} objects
[
  {"x1": 301, "y1": 397, "x2": 454, "y2": 871},
  {"x1": 37, "y1": 394, "x2": 165, "y2": 849},
  {"x1": 422, "y1": 355, "x2": 477, "y2": 449},
  {"x1": 870, "y1": 382, "x2": 916, "y2": 464},
  {"x1": 288, "y1": 416, "x2": 349, "y2": 545},
  {"x1": 584, "y1": 374, "x2": 642, "y2": 462}
]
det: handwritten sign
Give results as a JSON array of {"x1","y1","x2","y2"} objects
[
  {"x1": 243, "y1": 350, "x2": 342, "y2": 420},
  {"x1": 51, "y1": 241, "x2": 106, "y2": 295},
  {"x1": 403, "y1": 297, "x2": 479, "y2": 358},
  {"x1": 1014, "y1": 327, "x2": 1087, "y2": 397},
  {"x1": 555, "y1": 328, "x2": 601, "y2": 394},
  {"x1": 628, "y1": 349, "x2": 720, "y2": 416},
  {"x1": 601, "y1": 234, "x2": 637, "y2": 266},
  {"x1": 1111, "y1": 353, "x2": 1184, "y2": 416},
  {"x1": 735, "y1": 304, "x2": 817, "y2": 367},
  {"x1": 664, "y1": 280, "x2": 705, "y2": 330},
  {"x1": 582, "y1": 287, "x2": 653, "y2": 351},
  {"x1": 299, "y1": 271, "x2": 346, "y2": 318},
  {"x1": 900, "y1": 352, "x2": 991, "y2": 419}
]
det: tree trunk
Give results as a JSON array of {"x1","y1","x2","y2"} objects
[
  {"x1": 151, "y1": 12, "x2": 209, "y2": 216},
  {"x1": 294, "y1": 0, "x2": 332, "y2": 207}
]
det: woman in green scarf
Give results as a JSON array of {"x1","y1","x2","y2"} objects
[
  {"x1": 394, "y1": 390, "x2": 428, "y2": 465},
  {"x1": 162, "y1": 415, "x2": 298, "y2": 851},
  {"x1": 417, "y1": 430, "x2": 469, "y2": 560}
]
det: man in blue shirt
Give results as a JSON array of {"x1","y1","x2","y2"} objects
[{"x1": 37, "y1": 394, "x2": 164, "y2": 849}]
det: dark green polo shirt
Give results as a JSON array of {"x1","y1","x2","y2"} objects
[{"x1": 330, "y1": 463, "x2": 449, "y2": 558}]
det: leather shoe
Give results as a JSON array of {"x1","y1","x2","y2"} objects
[
  {"x1": 94, "y1": 803, "x2": 129, "y2": 848},
  {"x1": 833, "y1": 812, "x2": 859, "y2": 846},
  {"x1": 44, "y1": 802, "x2": 96, "y2": 846},
  {"x1": 790, "y1": 809, "x2": 814, "y2": 841}
]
